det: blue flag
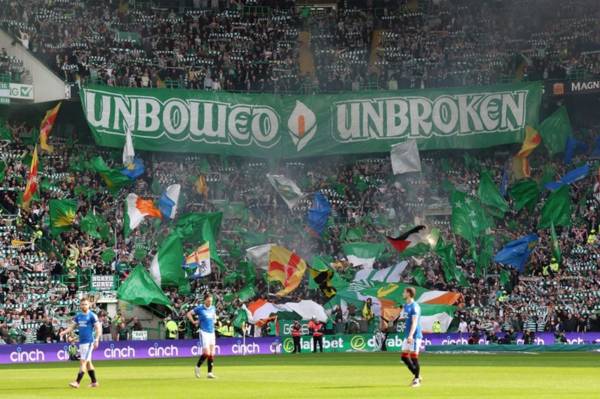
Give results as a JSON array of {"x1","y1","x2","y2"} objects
[
  {"x1": 307, "y1": 192, "x2": 331, "y2": 236},
  {"x1": 121, "y1": 158, "x2": 145, "y2": 180},
  {"x1": 564, "y1": 136, "x2": 588, "y2": 164},
  {"x1": 493, "y1": 234, "x2": 538, "y2": 272},
  {"x1": 545, "y1": 164, "x2": 590, "y2": 191}
]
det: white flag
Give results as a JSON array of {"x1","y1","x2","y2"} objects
[
  {"x1": 122, "y1": 124, "x2": 135, "y2": 166},
  {"x1": 266, "y1": 173, "x2": 305, "y2": 209},
  {"x1": 246, "y1": 244, "x2": 274, "y2": 270},
  {"x1": 390, "y1": 140, "x2": 421, "y2": 175}
]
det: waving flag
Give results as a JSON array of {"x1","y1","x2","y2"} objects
[
  {"x1": 266, "y1": 173, "x2": 305, "y2": 209},
  {"x1": 90, "y1": 156, "x2": 133, "y2": 193},
  {"x1": 268, "y1": 246, "x2": 307, "y2": 296},
  {"x1": 39, "y1": 103, "x2": 61, "y2": 153},
  {"x1": 510, "y1": 179, "x2": 540, "y2": 212},
  {"x1": 21, "y1": 146, "x2": 39, "y2": 209},
  {"x1": 123, "y1": 193, "x2": 162, "y2": 236},
  {"x1": 120, "y1": 157, "x2": 145, "y2": 180},
  {"x1": 493, "y1": 234, "x2": 538, "y2": 272},
  {"x1": 386, "y1": 225, "x2": 426, "y2": 253},
  {"x1": 478, "y1": 170, "x2": 509, "y2": 216},
  {"x1": 49, "y1": 199, "x2": 77, "y2": 235},
  {"x1": 159, "y1": 184, "x2": 181, "y2": 219},
  {"x1": 307, "y1": 192, "x2": 331, "y2": 236},
  {"x1": 117, "y1": 266, "x2": 172, "y2": 307},
  {"x1": 564, "y1": 136, "x2": 588, "y2": 164},
  {"x1": 246, "y1": 244, "x2": 275, "y2": 270},
  {"x1": 122, "y1": 124, "x2": 135, "y2": 166},
  {"x1": 516, "y1": 126, "x2": 542, "y2": 158},
  {"x1": 538, "y1": 106, "x2": 571, "y2": 155},
  {"x1": 539, "y1": 185, "x2": 571, "y2": 228},
  {"x1": 195, "y1": 175, "x2": 208, "y2": 198},
  {"x1": 544, "y1": 164, "x2": 590, "y2": 191},
  {"x1": 342, "y1": 242, "x2": 385, "y2": 268},
  {"x1": 184, "y1": 242, "x2": 211, "y2": 278},
  {"x1": 390, "y1": 140, "x2": 421, "y2": 175},
  {"x1": 150, "y1": 233, "x2": 188, "y2": 292}
]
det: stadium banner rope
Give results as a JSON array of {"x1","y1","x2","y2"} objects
[{"x1": 81, "y1": 82, "x2": 543, "y2": 158}]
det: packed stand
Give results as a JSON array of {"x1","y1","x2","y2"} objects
[{"x1": 0, "y1": 114, "x2": 598, "y2": 344}]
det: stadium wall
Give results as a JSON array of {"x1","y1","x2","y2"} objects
[
  {"x1": 2, "y1": 333, "x2": 599, "y2": 364},
  {"x1": 0, "y1": 29, "x2": 66, "y2": 103}
]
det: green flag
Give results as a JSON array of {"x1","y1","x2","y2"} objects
[
  {"x1": 89, "y1": 156, "x2": 132, "y2": 193},
  {"x1": 539, "y1": 106, "x2": 571, "y2": 155},
  {"x1": 80, "y1": 212, "x2": 110, "y2": 241},
  {"x1": 49, "y1": 199, "x2": 78, "y2": 235},
  {"x1": 345, "y1": 227, "x2": 365, "y2": 241},
  {"x1": 117, "y1": 266, "x2": 172, "y2": 307},
  {"x1": 175, "y1": 212, "x2": 223, "y2": 267},
  {"x1": 550, "y1": 222, "x2": 562, "y2": 263},
  {"x1": 341, "y1": 242, "x2": 385, "y2": 267},
  {"x1": 0, "y1": 161, "x2": 5, "y2": 183},
  {"x1": 149, "y1": 233, "x2": 188, "y2": 292},
  {"x1": 411, "y1": 267, "x2": 426, "y2": 286},
  {"x1": 361, "y1": 282, "x2": 428, "y2": 304},
  {"x1": 499, "y1": 268, "x2": 510, "y2": 288},
  {"x1": 475, "y1": 234, "x2": 495, "y2": 278},
  {"x1": 435, "y1": 238, "x2": 456, "y2": 283},
  {"x1": 101, "y1": 248, "x2": 116, "y2": 264},
  {"x1": 237, "y1": 285, "x2": 256, "y2": 302},
  {"x1": 232, "y1": 308, "x2": 248, "y2": 329},
  {"x1": 478, "y1": 170, "x2": 509, "y2": 216},
  {"x1": 509, "y1": 179, "x2": 540, "y2": 212},
  {"x1": 451, "y1": 190, "x2": 491, "y2": 243},
  {"x1": 539, "y1": 185, "x2": 571, "y2": 228},
  {"x1": 539, "y1": 165, "x2": 556, "y2": 189}
]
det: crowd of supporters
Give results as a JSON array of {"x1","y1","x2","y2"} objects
[
  {"x1": 0, "y1": 116, "x2": 598, "y2": 344},
  {"x1": 1, "y1": 0, "x2": 600, "y2": 92}
]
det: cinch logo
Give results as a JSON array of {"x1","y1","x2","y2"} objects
[
  {"x1": 56, "y1": 345, "x2": 71, "y2": 361},
  {"x1": 9, "y1": 347, "x2": 45, "y2": 363},
  {"x1": 148, "y1": 343, "x2": 179, "y2": 358},
  {"x1": 287, "y1": 101, "x2": 317, "y2": 151},
  {"x1": 282, "y1": 338, "x2": 294, "y2": 353},
  {"x1": 191, "y1": 344, "x2": 221, "y2": 356},
  {"x1": 350, "y1": 336, "x2": 366, "y2": 351},
  {"x1": 231, "y1": 342, "x2": 260, "y2": 355},
  {"x1": 269, "y1": 341, "x2": 281, "y2": 354},
  {"x1": 103, "y1": 344, "x2": 136, "y2": 359}
]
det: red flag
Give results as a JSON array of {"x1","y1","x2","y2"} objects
[
  {"x1": 22, "y1": 146, "x2": 39, "y2": 209},
  {"x1": 386, "y1": 225, "x2": 426, "y2": 253},
  {"x1": 39, "y1": 103, "x2": 61, "y2": 153},
  {"x1": 268, "y1": 246, "x2": 307, "y2": 296}
]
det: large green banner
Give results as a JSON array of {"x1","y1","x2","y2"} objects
[{"x1": 82, "y1": 82, "x2": 542, "y2": 158}]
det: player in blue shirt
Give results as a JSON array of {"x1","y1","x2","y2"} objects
[
  {"x1": 401, "y1": 287, "x2": 423, "y2": 388},
  {"x1": 187, "y1": 292, "x2": 217, "y2": 379},
  {"x1": 59, "y1": 298, "x2": 102, "y2": 389}
]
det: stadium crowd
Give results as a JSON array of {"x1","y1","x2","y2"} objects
[
  {"x1": 0, "y1": 115, "x2": 598, "y2": 344},
  {"x1": 1, "y1": 0, "x2": 600, "y2": 91}
]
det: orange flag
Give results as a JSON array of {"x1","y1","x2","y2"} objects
[
  {"x1": 516, "y1": 126, "x2": 541, "y2": 158},
  {"x1": 39, "y1": 103, "x2": 61, "y2": 153},
  {"x1": 268, "y1": 246, "x2": 307, "y2": 296},
  {"x1": 135, "y1": 197, "x2": 162, "y2": 219},
  {"x1": 22, "y1": 146, "x2": 39, "y2": 209}
]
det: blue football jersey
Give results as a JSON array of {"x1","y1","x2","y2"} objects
[
  {"x1": 194, "y1": 305, "x2": 216, "y2": 333},
  {"x1": 403, "y1": 302, "x2": 423, "y2": 339},
  {"x1": 73, "y1": 311, "x2": 99, "y2": 344}
]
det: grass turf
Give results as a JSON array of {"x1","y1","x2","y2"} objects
[{"x1": 0, "y1": 352, "x2": 599, "y2": 399}]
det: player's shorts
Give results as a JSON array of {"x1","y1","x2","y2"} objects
[
  {"x1": 79, "y1": 343, "x2": 94, "y2": 362},
  {"x1": 401, "y1": 338, "x2": 422, "y2": 354},
  {"x1": 199, "y1": 330, "x2": 216, "y2": 350}
]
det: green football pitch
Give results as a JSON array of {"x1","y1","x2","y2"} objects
[{"x1": 0, "y1": 352, "x2": 599, "y2": 399}]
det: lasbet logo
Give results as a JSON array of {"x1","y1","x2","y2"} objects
[{"x1": 287, "y1": 101, "x2": 317, "y2": 151}]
